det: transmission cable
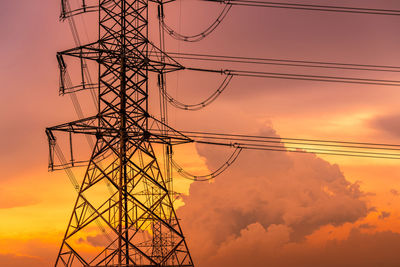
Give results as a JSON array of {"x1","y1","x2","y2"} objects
[
  {"x1": 157, "y1": 6, "x2": 172, "y2": 191},
  {"x1": 60, "y1": 0, "x2": 114, "y2": 19},
  {"x1": 159, "y1": 3, "x2": 232, "y2": 42},
  {"x1": 205, "y1": 1, "x2": 400, "y2": 16},
  {"x1": 65, "y1": 3, "x2": 98, "y2": 107},
  {"x1": 180, "y1": 130, "x2": 400, "y2": 149},
  {"x1": 195, "y1": 140, "x2": 400, "y2": 160},
  {"x1": 152, "y1": 129, "x2": 400, "y2": 160},
  {"x1": 171, "y1": 147, "x2": 242, "y2": 181},
  {"x1": 185, "y1": 131, "x2": 400, "y2": 159},
  {"x1": 159, "y1": 74, "x2": 233, "y2": 110},
  {"x1": 60, "y1": 2, "x2": 115, "y2": 194},
  {"x1": 168, "y1": 52, "x2": 400, "y2": 73},
  {"x1": 185, "y1": 67, "x2": 400, "y2": 87}
]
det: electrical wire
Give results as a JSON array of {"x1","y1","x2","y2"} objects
[
  {"x1": 205, "y1": 1, "x2": 400, "y2": 16},
  {"x1": 152, "y1": 130, "x2": 400, "y2": 160},
  {"x1": 152, "y1": 51, "x2": 400, "y2": 103},
  {"x1": 180, "y1": 130, "x2": 400, "y2": 149},
  {"x1": 171, "y1": 147, "x2": 242, "y2": 181},
  {"x1": 60, "y1": 0, "x2": 114, "y2": 19},
  {"x1": 159, "y1": 74, "x2": 233, "y2": 110},
  {"x1": 65, "y1": 2, "x2": 98, "y2": 107},
  {"x1": 190, "y1": 132, "x2": 400, "y2": 159},
  {"x1": 169, "y1": 128, "x2": 400, "y2": 182},
  {"x1": 168, "y1": 52, "x2": 400, "y2": 73},
  {"x1": 186, "y1": 66, "x2": 400, "y2": 87},
  {"x1": 200, "y1": 140, "x2": 400, "y2": 159},
  {"x1": 58, "y1": 1, "x2": 115, "y2": 195},
  {"x1": 158, "y1": 5, "x2": 172, "y2": 192},
  {"x1": 159, "y1": 3, "x2": 232, "y2": 42}
]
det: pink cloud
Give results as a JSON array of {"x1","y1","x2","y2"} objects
[
  {"x1": 178, "y1": 124, "x2": 369, "y2": 265},
  {"x1": 202, "y1": 224, "x2": 400, "y2": 267}
]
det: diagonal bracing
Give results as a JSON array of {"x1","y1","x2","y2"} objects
[{"x1": 48, "y1": 1, "x2": 194, "y2": 266}]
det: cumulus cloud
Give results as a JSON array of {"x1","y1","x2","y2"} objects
[
  {"x1": 203, "y1": 225, "x2": 400, "y2": 267},
  {"x1": 178, "y1": 124, "x2": 370, "y2": 266}
]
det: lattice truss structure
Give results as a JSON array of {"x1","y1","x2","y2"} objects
[
  {"x1": 47, "y1": 0, "x2": 194, "y2": 266},
  {"x1": 46, "y1": 0, "x2": 400, "y2": 266}
]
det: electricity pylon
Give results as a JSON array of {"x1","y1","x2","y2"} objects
[{"x1": 46, "y1": 0, "x2": 194, "y2": 266}]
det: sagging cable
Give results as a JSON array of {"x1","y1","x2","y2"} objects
[
  {"x1": 158, "y1": 3, "x2": 232, "y2": 42},
  {"x1": 158, "y1": 73, "x2": 233, "y2": 111},
  {"x1": 60, "y1": 0, "x2": 104, "y2": 20},
  {"x1": 171, "y1": 146, "x2": 242, "y2": 181}
]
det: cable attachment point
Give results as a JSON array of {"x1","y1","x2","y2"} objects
[
  {"x1": 95, "y1": 131, "x2": 103, "y2": 140},
  {"x1": 158, "y1": 3, "x2": 165, "y2": 19},
  {"x1": 143, "y1": 130, "x2": 151, "y2": 140},
  {"x1": 82, "y1": 0, "x2": 87, "y2": 12},
  {"x1": 230, "y1": 142, "x2": 240, "y2": 148},
  {"x1": 167, "y1": 144, "x2": 173, "y2": 156},
  {"x1": 46, "y1": 129, "x2": 57, "y2": 171},
  {"x1": 223, "y1": 69, "x2": 231, "y2": 75},
  {"x1": 158, "y1": 73, "x2": 165, "y2": 88},
  {"x1": 57, "y1": 53, "x2": 67, "y2": 94}
]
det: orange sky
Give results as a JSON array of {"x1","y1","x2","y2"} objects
[{"x1": 2, "y1": 0, "x2": 400, "y2": 266}]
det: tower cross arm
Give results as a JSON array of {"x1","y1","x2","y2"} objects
[
  {"x1": 58, "y1": 40, "x2": 185, "y2": 73},
  {"x1": 47, "y1": 113, "x2": 193, "y2": 145}
]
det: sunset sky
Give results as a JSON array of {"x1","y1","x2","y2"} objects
[{"x1": 2, "y1": 0, "x2": 400, "y2": 266}]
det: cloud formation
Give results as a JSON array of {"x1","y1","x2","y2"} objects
[
  {"x1": 203, "y1": 225, "x2": 400, "y2": 267},
  {"x1": 178, "y1": 125, "x2": 370, "y2": 266}
]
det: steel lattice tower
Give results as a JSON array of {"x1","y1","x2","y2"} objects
[{"x1": 47, "y1": 0, "x2": 194, "y2": 266}]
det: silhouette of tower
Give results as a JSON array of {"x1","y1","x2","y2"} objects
[{"x1": 47, "y1": 1, "x2": 194, "y2": 266}]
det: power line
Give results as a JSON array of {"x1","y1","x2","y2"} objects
[
  {"x1": 171, "y1": 147, "x2": 242, "y2": 181},
  {"x1": 159, "y1": 74, "x2": 233, "y2": 111},
  {"x1": 205, "y1": 1, "x2": 400, "y2": 16},
  {"x1": 168, "y1": 52, "x2": 400, "y2": 73},
  {"x1": 186, "y1": 66, "x2": 400, "y2": 87},
  {"x1": 152, "y1": 51, "x2": 400, "y2": 111},
  {"x1": 152, "y1": 130, "x2": 400, "y2": 160},
  {"x1": 159, "y1": 3, "x2": 232, "y2": 42},
  {"x1": 195, "y1": 140, "x2": 400, "y2": 160},
  {"x1": 179, "y1": 130, "x2": 400, "y2": 148}
]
